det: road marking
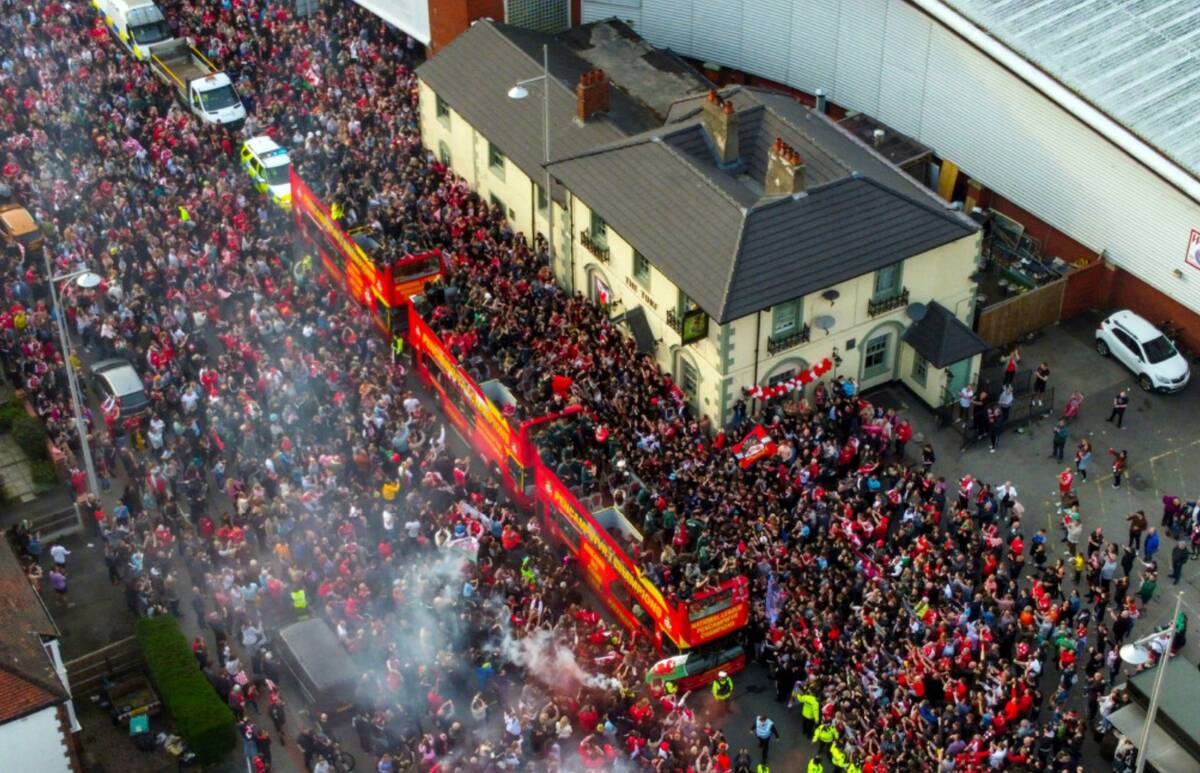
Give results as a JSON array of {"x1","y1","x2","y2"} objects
[{"x1": 1149, "y1": 437, "x2": 1200, "y2": 463}]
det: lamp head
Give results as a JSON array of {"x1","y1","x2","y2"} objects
[
  {"x1": 1119, "y1": 643, "x2": 1149, "y2": 666},
  {"x1": 74, "y1": 271, "x2": 102, "y2": 289},
  {"x1": 507, "y1": 85, "x2": 529, "y2": 100}
]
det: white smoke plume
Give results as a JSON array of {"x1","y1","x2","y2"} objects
[{"x1": 493, "y1": 618, "x2": 623, "y2": 692}]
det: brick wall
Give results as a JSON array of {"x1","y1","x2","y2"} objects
[
  {"x1": 1109, "y1": 268, "x2": 1200, "y2": 352},
  {"x1": 1060, "y1": 260, "x2": 1114, "y2": 321},
  {"x1": 989, "y1": 193, "x2": 1098, "y2": 265},
  {"x1": 428, "y1": 0, "x2": 505, "y2": 55}
]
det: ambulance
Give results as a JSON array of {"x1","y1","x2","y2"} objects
[
  {"x1": 94, "y1": 0, "x2": 173, "y2": 61},
  {"x1": 240, "y1": 136, "x2": 292, "y2": 210}
]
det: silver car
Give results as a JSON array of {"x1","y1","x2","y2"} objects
[{"x1": 91, "y1": 358, "x2": 150, "y2": 416}]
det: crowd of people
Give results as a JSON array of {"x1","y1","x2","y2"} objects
[{"x1": 0, "y1": 1, "x2": 1194, "y2": 772}]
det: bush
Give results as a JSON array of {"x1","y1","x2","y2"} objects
[
  {"x1": 136, "y1": 617, "x2": 235, "y2": 764},
  {"x1": 11, "y1": 413, "x2": 49, "y2": 461},
  {"x1": 30, "y1": 459, "x2": 59, "y2": 489},
  {"x1": 0, "y1": 399, "x2": 25, "y2": 433}
]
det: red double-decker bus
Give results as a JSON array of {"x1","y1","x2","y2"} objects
[
  {"x1": 290, "y1": 169, "x2": 445, "y2": 334},
  {"x1": 407, "y1": 304, "x2": 749, "y2": 689}
]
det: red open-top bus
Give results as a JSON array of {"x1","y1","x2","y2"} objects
[
  {"x1": 407, "y1": 304, "x2": 749, "y2": 688},
  {"x1": 291, "y1": 169, "x2": 445, "y2": 334}
]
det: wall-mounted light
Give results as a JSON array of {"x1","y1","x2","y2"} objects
[{"x1": 1173, "y1": 268, "x2": 1185, "y2": 279}]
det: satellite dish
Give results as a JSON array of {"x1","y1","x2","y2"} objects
[
  {"x1": 821, "y1": 289, "x2": 840, "y2": 305},
  {"x1": 1119, "y1": 643, "x2": 1149, "y2": 666},
  {"x1": 905, "y1": 303, "x2": 928, "y2": 322},
  {"x1": 812, "y1": 314, "x2": 836, "y2": 333}
]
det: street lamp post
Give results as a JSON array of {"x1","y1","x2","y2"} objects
[
  {"x1": 508, "y1": 43, "x2": 555, "y2": 280},
  {"x1": 1119, "y1": 591, "x2": 1184, "y2": 773},
  {"x1": 43, "y1": 260, "x2": 102, "y2": 500}
]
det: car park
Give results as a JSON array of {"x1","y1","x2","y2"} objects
[{"x1": 1095, "y1": 310, "x2": 1190, "y2": 392}]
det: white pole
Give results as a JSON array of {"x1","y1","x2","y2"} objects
[
  {"x1": 44, "y1": 261, "x2": 100, "y2": 499},
  {"x1": 542, "y1": 43, "x2": 555, "y2": 281},
  {"x1": 1135, "y1": 591, "x2": 1183, "y2": 773}
]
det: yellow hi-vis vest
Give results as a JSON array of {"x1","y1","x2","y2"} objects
[
  {"x1": 830, "y1": 744, "x2": 847, "y2": 768},
  {"x1": 291, "y1": 588, "x2": 307, "y2": 610},
  {"x1": 807, "y1": 760, "x2": 825, "y2": 773},
  {"x1": 800, "y1": 694, "x2": 820, "y2": 721},
  {"x1": 711, "y1": 677, "x2": 733, "y2": 701},
  {"x1": 813, "y1": 724, "x2": 838, "y2": 744}
]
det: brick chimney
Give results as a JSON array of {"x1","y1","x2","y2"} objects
[
  {"x1": 765, "y1": 137, "x2": 806, "y2": 196},
  {"x1": 702, "y1": 90, "x2": 740, "y2": 166},
  {"x1": 576, "y1": 69, "x2": 610, "y2": 122}
]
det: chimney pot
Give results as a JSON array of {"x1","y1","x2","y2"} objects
[
  {"x1": 708, "y1": 89, "x2": 719, "y2": 104},
  {"x1": 723, "y1": 101, "x2": 734, "y2": 115},
  {"x1": 576, "y1": 70, "x2": 610, "y2": 121},
  {"x1": 873, "y1": 128, "x2": 886, "y2": 148}
]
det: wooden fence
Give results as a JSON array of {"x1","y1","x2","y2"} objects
[
  {"x1": 65, "y1": 636, "x2": 142, "y2": 697},
  {"x1": 976, "y1": 277, "x2": 1067, "y2": 347}
]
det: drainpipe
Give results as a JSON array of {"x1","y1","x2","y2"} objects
[{"x1": 751, "y1": 311, "x2": 762, "y2": 412}]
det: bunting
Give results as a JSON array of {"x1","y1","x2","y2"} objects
[{"x1": 742, "y1": 357, "x2": 833, "y2": 400}]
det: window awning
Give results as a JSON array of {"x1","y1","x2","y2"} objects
[
  {"x1": 613, "y1": 306, "x2": 656, "y2": 355},
  {"x1": 900, "y1": 300, "x2": 989, "y2": 368}
]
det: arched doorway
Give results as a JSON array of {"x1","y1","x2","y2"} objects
[
  {"x1": 764, "y1": 357, "x2": 810, "y2": 399},
  {"x1": 586, "y1": 264, "x2": 614, "y2": 308}
]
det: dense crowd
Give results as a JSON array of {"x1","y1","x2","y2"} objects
[{"x1": 0, "y1": 1, "x2": 1193, "y2": 772}]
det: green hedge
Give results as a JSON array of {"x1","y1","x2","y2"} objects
[
  {"x1": 136, "y1": 617, "x2": 235, "y2": 764},
  {"x1": 30, "y1": 459, "x2": 59, "y2": 489},
  {"x1": 11, "y1": 413, "x2": 49, "y2": 460},
  {"x1": 0, "y1": 399, "x2": 25, "y2": 433}
]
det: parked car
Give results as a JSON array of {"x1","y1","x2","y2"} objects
[
  {"x1": 1095, "y1": 310, "x2": 1190, "y2": 392},
  {"x1": 91, "y1": 358, "x2": 150, "y2": 416},
  {"x1": 0, "y1": 202, "x2": 44, "y2": 253}
]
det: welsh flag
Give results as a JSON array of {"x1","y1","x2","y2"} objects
[{"x1": 645, "y1": 655, "x2": 690, "y2": 683}]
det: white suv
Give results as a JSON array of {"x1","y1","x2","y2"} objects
[{"x1": 1095, "y1": 310, "x2": 1190, "y2": 393}]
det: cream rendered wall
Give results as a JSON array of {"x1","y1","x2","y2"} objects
[
  {"x1": 568, "y1": 194, "x2": 726, "y2": 416},
  {"x1": 0, "y1": 706, "x2": 72, "y2": 772},
  {"x1": 722, "y1": 232, "x2": 980, "y2": 415},
  {"x1": 418, "y1": 79, "x2": 571, "y2": 284}
]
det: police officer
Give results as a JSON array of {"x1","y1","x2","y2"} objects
[
  {"x1": 711, "y1": 670, "x2": 734, "y2": 714},
  {"x1": 291, "y1": 587, "x2": 308, "y2": 620},
  {"x1": 807, "y1": 756, "x2": 825, "y2": 773},
  {"x1": 812, "y1": 721, "x2": 839, "y2": 758},
  {"x1": 829, "y1": 743, "x2": 847, "y2": 770},
  {"x1": 796, "y1": 691, "x2": 820, "y2": 736},
  {"x1": 753, "y1": 715, "x2": 779, "y2": 764}
]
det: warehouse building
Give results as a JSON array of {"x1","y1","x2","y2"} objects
[{"x1": 578, "y1": 0, "x2": 1200, "y2": 348}]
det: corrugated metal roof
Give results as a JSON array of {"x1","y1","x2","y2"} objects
[{"x1": 946, "y1": 0, "x2": 1200, "y2": 176}]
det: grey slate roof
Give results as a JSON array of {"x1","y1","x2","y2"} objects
[
  {"x1": 415, "y1": 19, "x2": 708, "y2": 194},
  {"x1": 550, "y1": 87, "x2": 978, "y2": 323},
  {"x1": 900, "y1": 301, "x2": 991, "y2": 367}
]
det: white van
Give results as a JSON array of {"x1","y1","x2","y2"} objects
[{"x1": 94, "y1": 0, "x2": 173, "y2": 61}]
